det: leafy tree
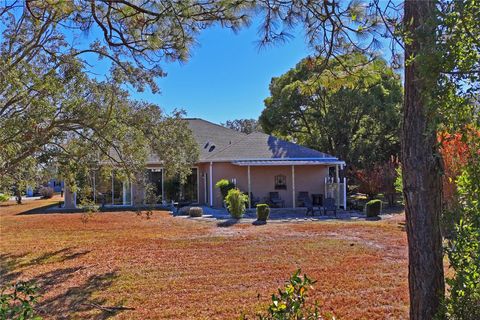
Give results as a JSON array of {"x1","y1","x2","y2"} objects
[
  {"x1": 0, "y1": 1, "x2": 254, "y2": 193},
  {"x1": 221, "y1": 118, "x2": 263, "y2": 134},
  {"x1": 260, "y1": 53, "x2": 402, "y2": 170},
  {"x1": 254, "y1": 1, "x2": 478, "y2": 318}
]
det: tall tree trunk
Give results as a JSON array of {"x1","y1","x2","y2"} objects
[{"x1": 403, "y1": 1, "x2": 445, "y2": 319}]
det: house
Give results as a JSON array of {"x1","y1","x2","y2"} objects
[{"x1": 64, "y1": 118, "x2": 346, "y2": 209}]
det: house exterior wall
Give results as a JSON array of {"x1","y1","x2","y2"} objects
[
  {"x1": 63, "y1": 162, "x2": 331, "y2": 209},
  {"x1": 207, "y1": 162, "x2": 330, "y2": 208}
]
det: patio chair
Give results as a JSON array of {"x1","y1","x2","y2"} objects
[
  {"x1": 312, "y1": 194, "x2": 323, "y2": 207},
  {"x1": 323, "y1": 197, "x2": 337, "y2": 216},
  {"x1": 297, "y1": 191, "x2": 310, "y2": 207},
  {"x1": 268, "y1": 192, "x2": 285, "y2": 208},
  {"x1": 303, "y1": 196, "x2": 317, "y2": 216}
]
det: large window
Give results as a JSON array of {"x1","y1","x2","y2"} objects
[
  {"x1": 151, "y1": 168, "x2": 198, "y2": 203},
  {"x1": 181, "y1": 168, "x2": 198, "y2": 203},
  {"x1": 94, "y1": 171, "x2": 131, "y2": 206},
  {"x1": 147, "y1": 169, "x2": 163, "y2": 204}
]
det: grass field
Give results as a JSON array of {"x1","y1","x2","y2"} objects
[{"x1": 0, "y1": 197, "x2": 408, "y2": 319}]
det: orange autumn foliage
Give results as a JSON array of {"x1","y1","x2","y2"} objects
[{"x1": 438, "y1": 129, "x2": 480, "y2": 207}]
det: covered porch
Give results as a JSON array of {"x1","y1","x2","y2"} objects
[{"x1": 200, "y1": 159, "x2": 347, "y2": 210}]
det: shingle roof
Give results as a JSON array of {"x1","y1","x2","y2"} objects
[
  {"x1": 185, "y1": 118, "x2": 246, "y2": 161},
  {"x1": 186, "y1": 119, "x2": 341, "y2": 163}
]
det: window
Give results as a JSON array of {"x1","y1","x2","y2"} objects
[{"x1": 274, "y1": 174, "x2": 287, "y2": 190}]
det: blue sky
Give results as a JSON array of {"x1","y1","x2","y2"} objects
[{"x1": 130, "y1": 22, "x2": 313, "y2": 123}]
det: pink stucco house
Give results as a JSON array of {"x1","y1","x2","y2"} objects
[{"x1": 64, "y1": 118, "x2": 346, "y2": 209}]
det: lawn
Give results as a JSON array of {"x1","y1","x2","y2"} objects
[{"x1": 0, "y1": 198, "x2": 408, "y2": 319}]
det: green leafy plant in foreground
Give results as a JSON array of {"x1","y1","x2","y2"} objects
[
  {"x1": 242, "y1": 269, "x2": 335, "y2": 320},
  {"x1": 0, "y1": 281, "x2": 42, "y2": 320}
]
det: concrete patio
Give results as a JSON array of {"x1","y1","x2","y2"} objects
[{"x1": 175, "y1": 206, "x2": 372, "y2": 223}]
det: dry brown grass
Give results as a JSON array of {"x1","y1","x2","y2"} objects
[{"x1": 0, "y1": 198, "x2": 408, "y2": 319}]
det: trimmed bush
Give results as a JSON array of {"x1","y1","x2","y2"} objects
[
  {"x1": 256, "y1": 204, "x2": 270, "y2": 221},
  {"x1": 365, "y1": 199, "x2": 382, "y2": 217},
  {"x1": 39, "y1": 187, "x2": 54, "y2": 199},
  {"x1": 189, "y1": 207, "x2": 203, "y2": 217},
  {"x1": 215, "y1": 179, "x2": 235, "y2": 200},
  {"x1": 177, "y1": 206, "x2": 191, "y2": 216},
  {"x1": 0, "y1": 193, "x2": 9, "y2": 203},
  {"x1": 225, "y1": 188, "x2": 248, "y2": 219}
]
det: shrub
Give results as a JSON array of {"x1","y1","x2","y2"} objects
[
  {"x1": 215, "y1": 179, "x2": 235, "y2": 200},
  {"x1": 189, "y1": 207, "x2": 203, "y2": 217},
  {"x1": 365, "y1": 199, "x2": 382, "y2": 217},
  {"x1": 0, "y1": 281, "x2": 41, "y2": 320},
  {"x1": 225, "y1": 188, "x2": 248, "y2": 219},
  {"x1": 442, "y1": 150, "x2": 480, "y2": 320},
  {"x1": 256, "y1": 204, "x2": 270, "y2": 221},
  {"x1": 39, "y1": 187, "x2": 54, "y2": 199},
  {"x1": 0, "y1": 193, "x2": 9, "y2": 203},
  {"x1": 177, "y1": 206, "x2": 191, "y2": 216},
  {"x1": 241, "y1": 269, "x2": 334, "y2": 320}
]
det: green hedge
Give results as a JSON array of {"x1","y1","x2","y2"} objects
[
  {"x1": 365, "y1": 199, "x2": 382, "y2": 217},
  {"x1": 256, "y1": 204, "x2": 270, "y2": 221}
]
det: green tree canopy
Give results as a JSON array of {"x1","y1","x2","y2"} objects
[
  {"x1": 221, "y1": 118, "x2": 263, "y2": 134},
  {"x1": 0, "y1": 0, "x2": 252, "y2": 191},
  {"x1": 259, "y1": 52, "x2": 402, "y2": 170}
]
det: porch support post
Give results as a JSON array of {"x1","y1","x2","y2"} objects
[
  {"x1": 335, "y1": 164, "x2": 340, "y2": 209},
  {"x1": 247, "y1": 165, "x2": 251, "y2": 209},
  {"x1": 292, "y1": 165, "x2": 296, "y2": 208},
  {"x1": 209, "y1": 162, "x2": 213, "y2": 207},
  {"x1": 161, "y1": 168, "x2": 165, "y2": 202}
]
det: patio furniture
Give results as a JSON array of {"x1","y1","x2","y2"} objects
[
  {"x1": 312, "y1": 194, "x2": 323, "y2": 207},
  {"x1": 323, "y1": 197, "x2": 337, "y2": 216},
  {"x1": 268, "y1": 192, "x2": 285, "y2": 208},
  {"x1": 297, "y1": 191, "x2": 310, "y2": 207}
]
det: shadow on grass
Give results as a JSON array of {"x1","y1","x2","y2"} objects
[
  {"x1": 1, "y1": 249, "x2": 129, "y2": 319},
  {"x1": 15, "y1": 201, "x2": 64, "y2": 215},
  {"x1": 217, "y1": 218, "x2": 240, "y2": 227},
  {"x1": 0, "y1": 252, "x2": 29, "y2": 286},
  {"x1": 0, "y1": 248, "x2": 90, "y2": 286},
  {"x1": 36, "y1": 271, "x2": 126, "y2": 320}
]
